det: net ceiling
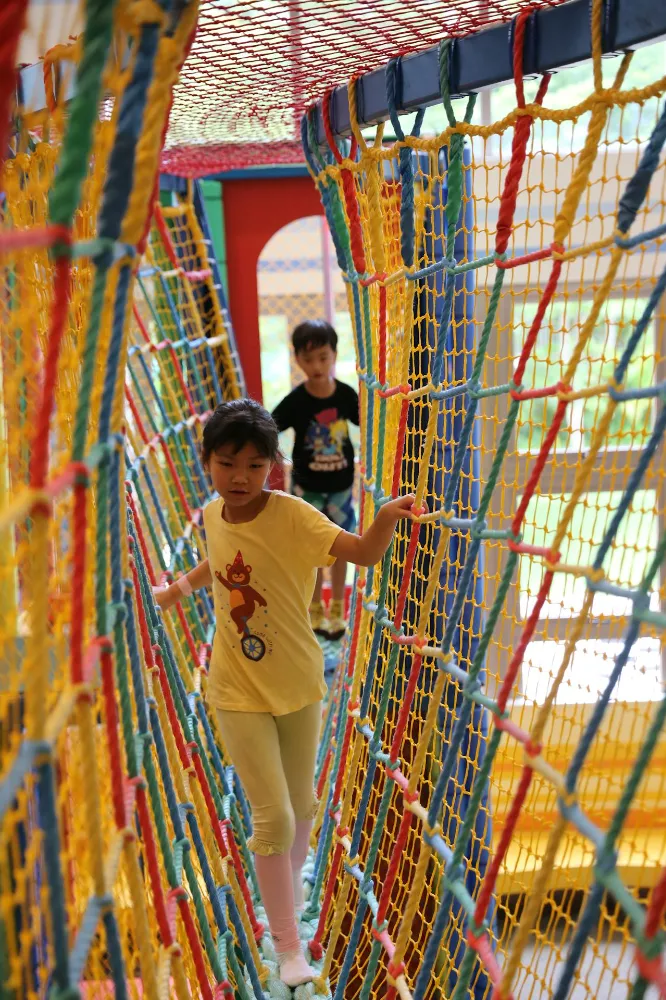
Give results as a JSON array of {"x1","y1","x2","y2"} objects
[{"x1": 163, "y1": 0, "x2": 570, "y2": 177}]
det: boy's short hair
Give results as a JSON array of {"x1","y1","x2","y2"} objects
[
  {"x1": 202, "y1": 398, "x2": 281, "y2": 464},
  {"x1": 292, "y1": 320, "x2": 337, "y2": 355}
]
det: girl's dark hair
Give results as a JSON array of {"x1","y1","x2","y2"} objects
[
  {"x1": 292, "y1": 319, "x2": 337, "y2": 355},
  {"x1": 202, "y1": 399, "x2": 280, "y2": 464}
]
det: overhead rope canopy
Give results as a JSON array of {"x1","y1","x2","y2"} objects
[{"x1": 162, "y1": 0, "x2": 573, "y2": 176}]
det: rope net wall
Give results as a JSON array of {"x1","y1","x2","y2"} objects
[
  {"x1": 299, "y1": 9, "x2": 666, "y2": 1000},
  {"x1": 0, "y1": 4, "x2": 271, "y2": 998},
  {"x1": 2, "y1": 3, "x2": 666, "y2": 1000}
]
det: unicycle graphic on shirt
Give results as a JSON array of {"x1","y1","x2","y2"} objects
[
  {"x1": 239, "y1": 615, "x2": 266, "y2": 661},
  {"x1": 216, "y1": 552, "x2": 267, "y2": 662}
]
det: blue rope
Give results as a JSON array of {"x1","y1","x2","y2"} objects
[
  {"x1": 551, "y1": 881, "x2": 606, "y2": 1000},
  {"x1": 97, "y1": 26, "x2": 160, "y2": 240},
  {"x1": 385, "y1": 58, "x2": 425, "y2": 268},
  {"x1": 102, "y1": 909, "x2": 129, "y2": 1000},
  {"x1": 141, "y1": 462, "x2": 178, "y2": 553},
  {"x1": 613, "y1": 264, "x2": 666, "y2": 386},
  {"x1": 148, "y1": 704, "x2": 187, "y2": 843},
  {"x1": 226, "y1": 891, "x2": 265, "y2": 1000},
  {"x1": 37, "y1": 760, "x2": 71, "y2": 993},
  {"x1": 617, "y1": 101, "x2": 666, "y2": 234},
  {"x1": 593, "y1": 400, "x2": 666, "y2": 571}
]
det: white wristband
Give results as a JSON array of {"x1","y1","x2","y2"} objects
[{"x1": 176, "y1": 575, "x2": 193, "y2": 597}]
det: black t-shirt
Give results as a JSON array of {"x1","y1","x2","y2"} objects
[{"x1": 272, "y1": 381, "x2": 359, "y2": 493}]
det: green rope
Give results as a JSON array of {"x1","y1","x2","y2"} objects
[
  {"x1": 471, "y1": 269, "x2": 506, "y2": 383},
  {"x1": 144, "y1": 753, "x2": 179, "y2": 888},
  {"x1": 49, "y1": 0, "x2": 119, "y2": 227},
  {"x1": 184, "y1": 851, "x2": 225, "y2": 981}
]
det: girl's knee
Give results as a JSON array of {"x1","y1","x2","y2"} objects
[
  {"x1": 292, "y1": 790, "x2": 318, "y2": 823},
  {"x1": 249, "y1": 802, "x2": 296, "y2": 855}
]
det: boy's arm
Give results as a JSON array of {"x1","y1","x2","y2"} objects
[
  {"x1": 154, "y1": 559, "x2": 212, "y2": 611},
  {"x1": 348, "y1": 385, "x2": 360, "y2": 426},
  {"x1": 272, "y1": 394, "x2": 293, "y2": 432},
  {"x1": 330, "y1": 495, "x2": 415, "y2": 567}
]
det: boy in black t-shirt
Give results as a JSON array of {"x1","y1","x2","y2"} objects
[{"x1": 272, "y1": 320, "x2": 359, "y2": 640}]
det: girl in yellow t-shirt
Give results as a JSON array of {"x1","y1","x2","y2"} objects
[{"x1": 155, "y1": 398, "x2": 414, "y2": 987}]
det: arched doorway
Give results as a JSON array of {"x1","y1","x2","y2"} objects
[
  {"x1": 222, "y1": 174, "x2": 324, "y2": 402},
  {"x1": 258, "y1": 215, "x2": 355, "y2": 413}
]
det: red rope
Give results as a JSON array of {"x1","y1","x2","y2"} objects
[
  {"x1": 70, "y1": 481, "x2": 87, "y2": 684},
  {"x1": 220, "y1": 819, "x2": 264, "y2": 940},
  {"x1": 125, "y1": 386, "x2": 150, "y2": 444},
  {"x1": 130, "y1": 552, "x2": 197, "y2": 776},
  {"x1": 100, "y1": 646, "x2": 127, "y2": 831},
  {"x1": 510, "y1": 397, "x2": 568, "y2": 535},
  {"x1": 331, "y1": 712, "x2": 357, "y2": 808},
  {"x1": 344, "y1": 586, "x2": 363, "y2": 682},
  {"x1": 154, "y1": 645, "x2": 193, "y2": 768},
  {"x1": 497, "y1": 570, "x2": 554, "y2": 714},
  {"x1": 136, "y1": 783, "x2": 172, "y2": 946},
  {"x1": 321, "y1": 90, "x2": 367, "y2": 275},
  {"x1": 386, "y1": 959, "x2": 407, "y2": 1000},
  {"x1": 376, "y1": 808, "x2": 413, "y2": 926},
  {"x1": 393, "y1": 521, "x2": 420, "y2": 628},
  {"x1": 309, "y1": 839, "x2": 344, "y2": 959},
  {"x1": 153, "y1": 202, "x2": 182, "y2": 271},
  {"x1": 0, "y1": 0, "x2": 29, "y2": 189},
  {"x1": 474, "y1": 764, "x2": 533, "y2": 923},
  {"x1": 646, "y1": 864, "x2": 666, "y2": 938},
  {"x1": 0, "y1": 225, "x2": 74, "y2": 254},
  {"x1": 129, "y1": 485, "x2": 201, "y2": 665},
  {"x1": 126, "y1": 489, "x2": 157, "y2": 586},
  {"x1": 391, "y1": 397, "x2": 410, "y2": 498},
  {"x1": 159, "y1": 437, "x2": 192, "y2": 520},
  {"x1": 510, "y1": 380, "x2": 562, "y2": 401},
  {"x1": 174, "y1": 598, "x2": 201, "y2": 665},
  {"x1": 389, "y1": 653, "x2": 422, "y2": 761},
  {"x1": 178, "y1": 895, "x2": 214, "y2": 1000},
  {"x1": 191, "y1": 751, "x2": 230, "y2": 859},
  {"x1": 494, "y1": 8, "x2": 550, "y2": 256},
  {"x1": 316, "y1": 748, "x2": 332, "y2": 800},
  {"x1": 133, "y1": 303, "x2": 152, "y2": 345},
  {"x1": 512, "y1": 257, "x2": 563, "y2": 386},
  {"x1": 378, "y1": 283, "x2": 387, "y2": 384},
  {"x1": 167, "y1": 342, "x2": 198, "y2": 417},
  {"x1": 30, "y1": 234, "x2": 73, "y2": 488}
]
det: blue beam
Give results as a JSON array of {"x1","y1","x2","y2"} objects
[
  {"x1": 310, "y1": 0, "x2": 666, "y2": 144},
  {"x1": 159, "y1": 173, "x2": 189, "y2": 193},
  {"x1": 201, "y1": 165, "x2": 311, "y2": 181}
]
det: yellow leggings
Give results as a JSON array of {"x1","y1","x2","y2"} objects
[{"x1": 215, "y1": 701, "x2": 322, "y2": 856}]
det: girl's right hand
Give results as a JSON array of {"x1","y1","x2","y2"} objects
[
  {"x1": 379, "y1": 494, "x2": 417, "y2": 521},
  {"x1": 153, "y1": 585, "x2": 174, "y2": 611}
]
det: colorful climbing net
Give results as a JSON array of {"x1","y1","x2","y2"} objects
[
  {"x1": 300, "y1": 9, "x2": 666, "y2": 1000},
  {"x1": 1, "y1": 2, "x2": 666, "y2": 1000},
  {"x1": 1, "y1": 5, "x2": 275, "y2": 998}
]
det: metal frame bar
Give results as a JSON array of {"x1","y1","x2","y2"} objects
[{"x1": 310, "y1": 0, "x2": 666, "y2": 145}]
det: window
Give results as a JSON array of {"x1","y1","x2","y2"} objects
[{"x1": 512, "y1": 297, "x2": 657, "y2": 454}]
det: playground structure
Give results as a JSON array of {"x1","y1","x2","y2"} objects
[{"x1": 1, "y1": 3, "x2": 666, "y2": 1000}]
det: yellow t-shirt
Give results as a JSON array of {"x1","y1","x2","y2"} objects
[{"x1": 203, "y1": 491, "x2": 342, "y2": 715}]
